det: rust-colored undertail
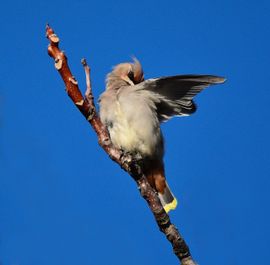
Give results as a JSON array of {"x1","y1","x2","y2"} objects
[{"x1": 145, "y1": 160, "x2": 177, "y2": 213}]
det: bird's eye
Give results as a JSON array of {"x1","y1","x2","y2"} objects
[{"x1": 127, "y1": 71, "x2": 134, "y2": 81}]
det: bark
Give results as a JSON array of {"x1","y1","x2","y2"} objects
[{"x1": 46, "y1": 24, "x2": 196, "y2": 265}]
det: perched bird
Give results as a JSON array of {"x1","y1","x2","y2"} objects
[{"x1": 99, "y1": 58, "x2": 225, "y2": 212}]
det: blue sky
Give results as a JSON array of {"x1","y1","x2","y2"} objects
[{"x1": 1, "y1": 0, "x2": 270, "y2": 264}]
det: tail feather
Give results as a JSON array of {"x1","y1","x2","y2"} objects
[
  {"x1": 144, "y1": 160, "x2": 177, "y2": 213},
  {"x1": 158, "y1": 182, "x2": 178, "y2": 213}
]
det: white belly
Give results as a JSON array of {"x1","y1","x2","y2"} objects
[{"x1": 109, "y1": 101, "x2": 153, "y2": 155}]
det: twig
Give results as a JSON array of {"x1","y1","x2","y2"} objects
[
  {"x1": 46, "y1": 24, "x2": 196, "y2": 265},
  {"x1": 81, "y1": 58, "x2": 93, "y2": 103}
]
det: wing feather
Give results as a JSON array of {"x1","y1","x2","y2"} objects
[{"x1": 135, "y1": 75, "x2": 226, "y2": 122}]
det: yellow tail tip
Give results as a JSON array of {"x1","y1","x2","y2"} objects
[{"x1": 164, "y1": 198, "x2": 178, "y2": 213}]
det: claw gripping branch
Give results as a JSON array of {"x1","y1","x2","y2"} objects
[{"x1": 46, "y1": 24, "x2": 196, "y2": 265}]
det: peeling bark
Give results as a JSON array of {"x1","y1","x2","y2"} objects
[{"x1": 46, "y1": 24, "x2": 196, "y2": 265}]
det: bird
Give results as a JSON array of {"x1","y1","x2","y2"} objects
[{"x1": 99, "y1": 58, "x2": 225, "y2": 213}]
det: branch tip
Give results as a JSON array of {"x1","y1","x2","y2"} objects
[
  {"x1": 46, "y1": 24, "x2": 59, "y2": 44},
  {"x1": 46, "y1": 24, "x2": 53, "y2": 38},
  {"x1": 81, "y1": 58, "x2": 87, "y2": 66}
]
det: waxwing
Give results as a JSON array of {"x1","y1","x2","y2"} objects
[{"x1": 99, "y1": 58, "x2": 225, "y2": 212}]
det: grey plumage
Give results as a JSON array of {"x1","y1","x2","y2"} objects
[
  {"x1": 99, "y1": 59, "x2": 226, "y2": 212},
  {"x1": 136, "y1": 75, "x2": 226, "y2": 122}
]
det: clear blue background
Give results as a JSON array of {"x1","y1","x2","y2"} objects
[{"x1": 1, "y1": 0, "x2": 269, "y2": 264}]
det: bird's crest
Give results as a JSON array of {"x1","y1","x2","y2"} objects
[{"x1": 106, "y1": 57, "x2": 144, "y2": 89}]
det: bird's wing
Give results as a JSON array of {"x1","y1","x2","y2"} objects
[{"x1": 135, "y1": 75, "x2": 226, "y2": 122}]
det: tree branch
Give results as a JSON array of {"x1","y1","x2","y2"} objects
[{"x1": 46, "y1": 24, "x2": 196, "y2": 265}]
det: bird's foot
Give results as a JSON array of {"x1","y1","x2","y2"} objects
[
  {"x1": 120, "y1": 150, "x2": 132, "y2": 165},
  {"x1": 120, "y1": 150, "x2": 143, "y2": 170}
]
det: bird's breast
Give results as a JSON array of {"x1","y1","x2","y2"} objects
[
  {"x1": 99, "y1": 90, "x2": 163, "y2": 158},
  {"x1": 109, "y1": 101, "x2": 138, "y2": 149}
]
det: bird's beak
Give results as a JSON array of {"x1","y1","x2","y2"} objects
[{"x1": 121, "y1": 75, "x2": 134, "y2": 86}]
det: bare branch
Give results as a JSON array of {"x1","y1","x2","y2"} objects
[{"x1": 46, "y1": 24, "x2": 196, "y2": 265}]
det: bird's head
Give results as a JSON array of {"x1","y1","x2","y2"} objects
[{"x1": 106, "y1": 58, "x2": 144, "y2": 89}]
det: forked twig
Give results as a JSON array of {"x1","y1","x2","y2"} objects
[{"x1": 46, "y1": 24, "x2": 196, "y2": 265}]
